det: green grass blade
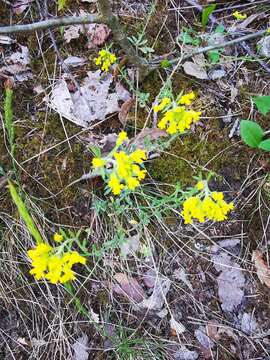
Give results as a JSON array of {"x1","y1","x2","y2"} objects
[
  {"x1": 8, "y1": 181, "x2": 43, "y2": 244},
  {"x1": 4, "y1": 88, "x2": 15, "y2": 156}
]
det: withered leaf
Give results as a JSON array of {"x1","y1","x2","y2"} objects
[
  {"x1": 252, "y1": 250, "x2": 270, "y2": 287},
  {"x1": 113, "y1": 273, "x2": 145, "y2": 303}
]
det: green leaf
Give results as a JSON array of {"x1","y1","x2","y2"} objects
[
  {"x1": 160, "y1": 59, "x2": 171, "y2": 69},
  {"x1": 208, "y1": 50, "x2": 220, "y2": 64},
  {"x1": 240, "y1": 120, "x2": 264, "y2": 148},
  {"x1": 178, "y1": 31, "x2": 194, "y2": 45},
  {"x1": 8, "y1": 181, "x2": 43, "y2": 244},
  {"x1": 258, "y1": 139, "x2": 270, "y2": 151},
  {"x1": 202, "y1": 4, "x2": 217, "y2": 28},
  {"x1": 252, "y1": 95, "x2": 270, "y2": 115},
  {"x1": 215, "y1": 24, "x2": 225, "y2": 33},
  {"x1": 58, "y1": 0, "x2": 67, "y2": 11}
]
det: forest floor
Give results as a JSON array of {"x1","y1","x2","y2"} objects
[{"x1": 0, "y1": 1, "x2": 270, "y2": 359}]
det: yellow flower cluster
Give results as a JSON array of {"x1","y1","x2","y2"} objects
[
  {"x1": 95, "y1": 49, "x2": 117, "y2": 72},
  {"x1": 232, "y1": 11, "x2": 247, "y2": 20},
  {"x1": 178, "y1": 91, "x2": 195, "y2": 106},
  {"x1": 116, "y1": 130, "x2": 128, "y2": 146},
  {"x1": 181, "y1": 190, "x2": 234, "y2": 224},
  {"x1": 153, "y1": 97, "x2": 171, "y2": 112},
  {"x1": 92, "y1": 132, "x2": 147, "y2": 195},
  {"x1": 158, "y1": 106, "x2": 201, "y2": 134},
  {"x1": 27, "y1": 242, "x2": 86, "y2": 284},
  {"x1": 155, "y1": 92, "x2": 201, "y2": 135}
]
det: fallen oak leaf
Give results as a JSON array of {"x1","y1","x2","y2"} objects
[
  {"x1": 112, "y1": 273, "x2": 145, "y2": 303},
  {"x1": 252, "y1": 250, "x2": 270, "y2": 287},
  {"x1": 47, "y1": 71, "x2": 131, "y2": 127}
]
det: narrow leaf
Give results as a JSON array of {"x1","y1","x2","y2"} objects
[
  {"x1": 252, "y1": 95, "x2": 270, "y2": 115},
  {"x1": 8, "y1": 181, "x2": 43, "y2": 244},
  {"x1": 240, "y1": 120, "x2": 264, "y2": 148},
  {"x1": 258, "y1": 139, "x2": 270, "y2": 151},
  {"x1": 202, "y1": 4, "x2": 217, "y2": 28}
]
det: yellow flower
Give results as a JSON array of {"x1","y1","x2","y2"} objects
[
  {"x1": 126, "y1": 176, "x2": 140, "y2": 190},
  {"x1": 27, "y1": 243, "x2": 86, "y2": 284},
  {"x1": 178, "y1": 91, "x2": 195, "y2": 106},
  {"x1": 95, "y1": 49, "x2": 117, "y2": 72},
  {"x1": 158, "y1": 106, "x2": 201, "y2": 134},
  {"x1": 116, "y1": 131, "x2": 128, "y2": 146},
  {"x1": 267, "y1": 28, "x2": 270, "y2": 34},
  {"x1": 130, "y1": 149, "x2": 147, "y2": 164},
  {"x1": 181, "y1": 191, "x2": 234, "y2": 224},
  {"x1": 153, "y1": 97, "x2": 171, "y2": 112},
  {"x1": 92, "y1": 158, "x2": 106, "y2": 168},
  {"x1": 28, "y1": 243, "x2": 52, "y2": 260},
  {"x1": 108, "y1": 173, "x2": 124, "y2": 195},
  {"x1": 211, "y1": 191, "x2": 223, "y2": 201},
  {"x1": 132, "y1": 165, "x2": 147, "y2": 180},
  {"x1": 53, "y1": 233, "x2": 63, "y2": 243},
  {"x1": 196, "y1": 181, "x2": 205, "y2": 190},
  {"x1": 233, "y1": 11, "x2": 247, "y2": 20},
  {"x1": 63, "y1": 251, "x2": 86, "y2": 266}
]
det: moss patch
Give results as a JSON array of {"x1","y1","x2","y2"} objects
[{"x1": 149, "y1": 122, "x2": 247, "y2": 187}]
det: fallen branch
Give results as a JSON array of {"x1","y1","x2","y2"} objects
[
  {"x1": 183, "y1": 0, "x2": 270, "y2": 73},
  {"x1": 168, "y1": 29, "x2": 268, "y2": 66},
  {"x1": 0, "y1": 15, "x2": 105, "y2": 34}
]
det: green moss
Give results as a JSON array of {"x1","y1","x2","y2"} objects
[{"x1": 149, "y1": 124, "x2": 236, "y2": 186}]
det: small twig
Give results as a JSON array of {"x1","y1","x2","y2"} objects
[
  {"x1": 168, "y1": 29, "x2": 268, "y2": 66},
  {"x1": 0, "y1": 15, "x2": 105, "y2": 34}
]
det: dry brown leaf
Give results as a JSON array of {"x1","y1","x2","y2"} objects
[
  {"x1": 0, "y1": 45, "x2": 32, "y2": 82},
  {"x1": 170, "y1": 317, "x2": 186, "y2": 335},
  {"x1": 72, "y1": 334, "x2": 89, "y2": 360},
  {"x1": 183, "y1": 61, "x2": 208, "y2": 80},
  {"x1": 252, "y1": 250, "x2": 270, "y2": 287},
  {"x1": 64, "y1": 25, "x2": 83, "y2": 43},
  {"x1": 131, "y1": 127, "x2": 168, "y2": 149},
  {"x1": 113, "y1": 273, "x2": 145, "y2": 303},
  {"x1": 120, "y1": 234, "x2": 140, "y2": 257},
  {"x1": 206, "y1": 320, "x2": 219, "y2": 340},
  {"x1": 118, "y1": 98, "x2": 135, "y2": 124},
  {"x1": 138, "y1": 277, "x2": 171, "y2": 310},
  {"x1": 0, "y1": 36, "x2": 16, "y2": 45},
  {"x1": 47, "y1": 71, "x2": 130, "y2": 127},
  {"x1": 63, "y1": 56, "x2": 87, "y2": 68},
  {"x1": 13, "y1": 0, "x2": 32, "y2": 14},
  {"x1": 87, "y1": 24, "x2": 111, "y2": 48}
]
